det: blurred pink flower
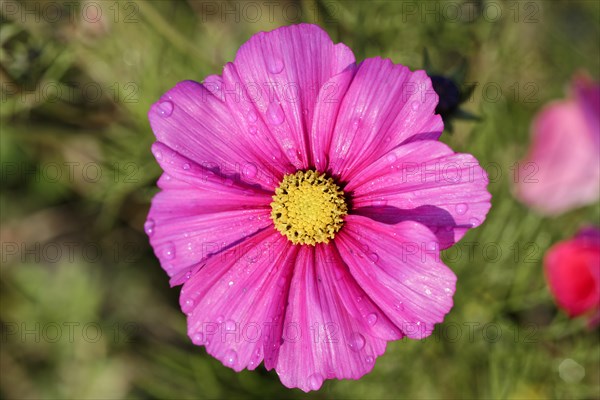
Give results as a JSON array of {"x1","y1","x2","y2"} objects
[
  {"x1": 545, "y1": 227, "x2": 600, "y2": 327},
  {"x1": 515, "y1": 74, "x2": 600, "y2": 215},
  {"x1": 145, "y1": 24, "x2": 491, "y2": 391}
]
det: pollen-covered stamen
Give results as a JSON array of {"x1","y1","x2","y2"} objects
[{"x1": 271, "y1": 170, "x2": 348, "y2": 245}]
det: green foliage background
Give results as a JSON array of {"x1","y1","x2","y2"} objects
[{"x1": 1, "y1": 0, "x2": 599, "y2": 398}]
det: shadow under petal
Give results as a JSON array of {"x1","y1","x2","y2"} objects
[{"x1": 353, "y1": 205, "x2": 470, "y2": 249}]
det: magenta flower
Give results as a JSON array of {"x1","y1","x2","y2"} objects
[
  {"x1": 145, "y1": 24, "x2": 491, "y2": 391},
  {"x1": 515, "y1": 73, "x2": 600, "y2": 215},
  {"x1": 544, "y1": 227, "x2": 600, "y2": 327}
]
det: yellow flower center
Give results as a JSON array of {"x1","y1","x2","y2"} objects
[{"x1": 270, "y1": 170, "x2": 348, "y2": 245}]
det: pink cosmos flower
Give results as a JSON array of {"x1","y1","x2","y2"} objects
[
  {"x1": 515, "y1": 74, "x2": 600, "y2": 215},
  {"x1": 145, "y1": 24, "x2": 491, "y2": 391},
  {"x1": 545, "y1": 227, "x2": 600, "y2": 327}
]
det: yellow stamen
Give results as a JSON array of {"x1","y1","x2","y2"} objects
[{"x1": 270, "y1": 170, "x2": 348, "y2": 245}]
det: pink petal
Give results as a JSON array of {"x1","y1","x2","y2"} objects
[
  {"x1": 310, "y1": 65, "x2": 357, "y2": 172},
  {"x1": 221, "y1": 24, "x2": 355, "y2": 171},
  {"x1": 182, "y1": 230, "x2": 295, "y2": 371},
  {"x1": 336, "y1": 215, "x2": 456, "y2": 340},
  {"x1": 325, "y1": 58, "x2": 443, "y2": 181},
  {"x1": 147, "y1": 143, "x2": 273, "y2": 286},
  {"x1": 515, "y1": 96, "x2": 600, "y2": 215},
  {"x1": 275, "y1": 244, "x2": 400, "y2": 392},
  {"x1": 149, "y1": 80, "x2": 283, "y2": 191},
  {"x1": 345, "y1": 140, "x2": 491, "y2": 249}
]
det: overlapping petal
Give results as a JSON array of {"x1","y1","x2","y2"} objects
[
  {"x1": 346, "y1": 140, "x2": 491, "y2": 248},
  {"x1": 324, "y1": 57, "x2": 443, "y2": 181},
  {"x1": 149, "y1": 80, "x2": 283, "y2": 191},
  {"x1": 275, "y1": 244, "x2": 401, "y2": 392},
  {"x1": 147, "y1": 143, "x2": 273, "y2": 285},
  {"x1": 182, "y1": 230, "x2": 295, "y2": 371},
  {"x1": 336, "y1": 215, "x2": 456, "y2": 339},
  {"x1": 220, "y1": 23, "x2": 356, "y2": 171}
]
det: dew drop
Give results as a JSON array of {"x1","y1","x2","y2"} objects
[
  {"x1": 426, "y1": 242, "x2": 438, "y2": 251},
  {"x1": 425, "y1": 288, "x2": 432, "y2": 296},
  {"x1": 356, "y1": 295, "x2": 363, "y2": 303},
  {"x1": 182, "y1": 163, "x2": 190, "y2": 171},
  {"x1": 249, "y1": 125, "x2": 258, "y2": 135},
  {"x1": 228, "y1": 280, "x2": 235, "y2": 287},
  {"x1": 246, "y1": 110, "x2": 258, "y2": 123},
  {"x1": 153, "y1": 149, "x2": 163, "y2": 160},
  {"x1": 395, "y1": 303, "x2": 405, "y2": 311},
  {"x1": 225, "y1": 349, "x2": 238, "y2": 366},
  {"x1": 455, "y1": 203, "x2": 468, "y2": 215},
  {"x1": 163, "y1": 242, "x2": 176, "y2": 260},
  {"x1": 216, "y1": 315, "x2": 224, "y2": 323},
  {"x1": 386, "y1": 153, "x2": 397, "y2": 163},
  {"x1": 469, "y1": 217, "x2": 481, "y2": 227},
  {"x1": 267, "y1": 102, "x2": 285, "y2": 126},
  {"x1": 191, "y1": 332, "x2": 205, "y2": 345},
  {"x1": 183, "y1": 298, "x2": 195, "y2": 312},
  {"x1": 225, "y1": 319, "x2": 236, "y2": 331},
  {"x1": 308, "y1": 373, "x2": 324, "y2": 390},
  {"x1": 268, "y1": 57, "x2": 284, "y2": 74},
  {"x1": 158, "y1": 100, "x2": 174, "y2": 117},
  {"x1": 244, "y1": 164, "x2": 258, "y2": 179},
  {"x1": 144, "y1": 219, "x2": 155, "y2": 236},
  {"x1": 411, "y1": 100, "x2": 420, "y2": 111},
  {"x1": 367, "y1": 252, "x2": 379, "y2": 263},
  {"x1": 348, "y1": 332, "x2": 366, "y2": 351},
  {"x1": 365, "y1": 356, "x2": 374, "y2": 364},
  {"x1": 366, "y1": 313, "x2": 378, "y2": 326}
]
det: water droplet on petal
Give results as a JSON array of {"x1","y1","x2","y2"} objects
[
  {"x1": 158, "y1": 100, "x2": 174, "y2": 117},
  {"x1": 372, "y1": 198, "x2": 387, "y2": 207},
  {"x1": 267, "y1": 102, "x2": 285, "y2": 126},
  {"x1": 225, "y1": 319, "x2": 236, "y2": 331},
  {"x1": 182, "y1": 163, "x2": 190, "y2": 170},
  {"x1": 469, "y1": 217, "x2": 481, "y2": 227},
  {"x1": 247, "y1": 110, "x2": 258, "y2": 122},
  {"x1": 425, "y1": 288, "x2": 432, "y2": 296},
  {"x1": 348, "y1": 332, "x2": 365, "y2": 351},
  {"x1": 191, "y1": 332, "x2": 205, "y2": 345},
  {"x1": 411, "y1": 100, "x2": 420, "y2": 111},
  {"x1": 216, "y1": 315, "x2": 224, "y2": 323},
  {"x1": 386, "y1": 153, "x2": 397, "y2": 163},
  {"x1": 395, "y1": 303, "x2": 404, "y2": 311},
  {"x1": 426, "y1": 242, "x2": 438, "y2": 251},
  {"x1": 455, "y1": 203, "x2": 468, "y2": 215},
  {"x1": 144, "y1": 219, "x2": 155, "y2": 236},
  {"x1": 365, "y1": 356, "x2": 374, "y2": 364},
  {"x1": 163, "y1": 242, "x2": 176, "y2": 260},
  {"x1": 225, "y1": 349, "x2": 238, "y2": 366},
  {"x1": 153, "y1": 149, "x2": 163, "y2": 160},
  {"x1": 249, "y1": 125, "x2": 258, "y2": 135},
  {"x1": 228, "y1": 280, "x2": 234, "y2": 287},
  {"x1": 366, "y1": 313, "x2": 378, "y2": 326},
  {"x1": 367, "y1": 252, "x2": 379, "y2": 263},
  {"x1": 244, "y1": 164, "x2": 258, "y2": 179},
  {"x1": 268, "y1": 57, "x2": 284, "y2": 74},
  {"x1": 182, "y1": 298, "x2": 194, "y2": 313},
  {"x1": 308, "y1": 373, "x2": 324, "y2": 390}
]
